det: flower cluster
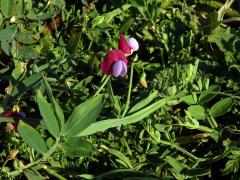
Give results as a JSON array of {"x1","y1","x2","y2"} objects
[{"x1": 101, "y1": 34, "x2": 139, "y2": 77}]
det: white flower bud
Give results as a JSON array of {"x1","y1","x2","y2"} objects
[{"x1": 10, "y1": 16, "x2": 17, "y2": 23}]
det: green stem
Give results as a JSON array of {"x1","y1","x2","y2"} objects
[
  {"x1": 42, "y1": 165, "x2": 67, "y2": 180},
  {"x1": 122, "y1": 63, "x2": 134, "y2": 117},
  {"x1": 93, "y1": 75, "x2": 110, "y2": 97},
  {"x1": 42, "y1": 139, "x2": 60, "y2": 160},
  {"x1": 173, "y1": 143, "x2": 200, "y2": 160},
  {"x1": 145, "y1": 127, "x2": 200, "y2": 160},
  {"x1": 161, "y1": 140, "x2": 200, "y2": 160},
  {"x1": 160, "y1": 48, "x2": 166, "y2": 68},
  {"x1": 206, "y1": 115, "x2": 218, "y2": 129},
  {"x1": 100, "y1": 74, "x2": 107, "y2": 83},
  {"x1": 195, "y1": 91, "x2": 240, "y2": 100}
]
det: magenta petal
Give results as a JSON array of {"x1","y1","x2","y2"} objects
[
  {"x1": 118, "y1": 34, "x2": 132, "y2": 54},
  {"x1": 120, "y1": 61, "x2": 127, "y2": 77},
  {"x1": 101, "y1": 50, "x2": 128, "y2": 75},
  {"x1": 112, "y1": 61, "x2": 123, "y2": 77},
  {"x1": 101, "y1": 50, "x2": 121, "y2": 74}
]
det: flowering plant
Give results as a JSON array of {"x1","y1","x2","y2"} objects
[{"x1": 101, "y1": 34, "x2": 139, "y2": 77}]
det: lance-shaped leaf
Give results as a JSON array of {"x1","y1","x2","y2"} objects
[
  {"x1": 128, "y1": 90, "x2": 158, "y2": 114},
  {"x1": 43, "y1": 79, "x2": 65, "y2": 129},
  {"x1": 62, "y1": 95, "x2": 104, "y2": 137},
  {"x1": 37, "y1": 91, "x2": 60, "y2": 138},
  {"x1": 78, "y1": 92, "x2": 184, "y2": 136},
  {"x1": 18, "y1": 120, "x2": 48, "y2": 154}
]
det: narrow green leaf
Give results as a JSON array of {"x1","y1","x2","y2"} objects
[
  {"x1": 61, "y1": 137, "x2": 94, "y2": 157},
  {"x1": 37, "y1": 91, "x2": 60, "y2": 138},
  {"x1": 18, "y1": 120, "x2": 48, "y2": 154},
  {"x1": 209, "y1": 97, "x2": 234, "y2": 118},
  {"x1": 11, "y1": 73, "x2": 42, "y2": 98},
  {"x1": 0, "y1": 66, "x2": 10, "y2": 74},
  {"x1": 52, "y1": 99, "x2": 65, "y2": 129},
  {"x1": 123, "y1": 178, "x2": 162, "y2": 180},
  {"x1": 92, "y1": 4, "x2": 131, "y2": 27},
  {"x1": 62, "y1": 95, "x2": 104, "y2": 137},
  {"x1": 43, "y1": 79, "x2": 65, "y2": 129},
  {"x1": 11, "y1": 63, "x2": 26, "y2": 81},
  {"x1": 128, "y1": 90, "x2": 158, "y2": 114},
  {"x1": 77, "y1": 174, "x2": 95, "y2": 179},
  {"x1": 183, "y1": 168, "x2": 210, "y2": 177},
  {"x1": 0, "y1": 117, "x2": 14, "y2": 123},
  {"x1": 199, "y1": 85, "x2": 221, "y2": 104},
  {"x1": 0, "y1": 12, "x2": 3, "y2": 25},
  {"x1": 187, "y1": 105, "x2": 206, "y2": 120},
  {"x1": 120, "y1": 17, "x2": 134, "y2": 34},
  {"x1": 92, "y1": 16, "x2": 105, "y2": 28},
  {"x1": 107, "y1": 148, "x2": 133, "y2": 169},
  {"x1": 3, "y1": 73, "x2": 42, "y2": 110},
  {"x1": 79, "y1": 92, "x2": 183, "y2": 136}
]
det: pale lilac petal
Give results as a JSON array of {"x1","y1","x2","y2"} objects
[
  {"x1": 112, "y1": 60, "x2": 123, "y2": 77},
  {"x1": 120, "y1": 61, "x2": 127, "y2": 77},
  {"x1": 101, "y1": 50, "x2": 127, "y2": 75},
  {"x1": 127, "y1": 38, "x2": 139, "y2": 52}
]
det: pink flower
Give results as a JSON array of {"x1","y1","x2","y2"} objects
[
  {"x1": 118, "y1": 34, "x2": 139, "y2": 56},
  {"x1": 101, "y1": 50, "x2": 128, "y2": 77},
  {"x1": 101, "y1": 34, "x2": 139, "y2": 77}
]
